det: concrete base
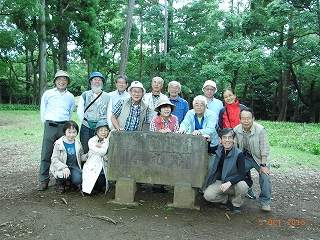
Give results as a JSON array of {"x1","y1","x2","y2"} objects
[
  {"x1": 173, "y1": 182, "x2": 196, "y2": 209},
  {"x1": 115, "y1": 177, "x2": 138, "y2": 203}
]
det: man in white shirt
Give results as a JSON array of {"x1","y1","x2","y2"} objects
[{"x1": 143, "y1": 76, "x2": 168, "y2": 122}]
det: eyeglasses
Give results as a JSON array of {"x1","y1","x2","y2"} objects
[
  {"x1": 194, "y1": 104, "x2": 206, "y2": 108},
  {"x1": 132, "y1": 90, "x2": 142, "y2": 94},
  {"x1": 56, "y1": 78, "x2": 68, "y2": 82},
  {"x1": 221, "y1": 136, "x2": 233, "y2": 140},
  {"x1": 241, "y1": 117, "x2": 253, "y2": 121},
  {"x1": 204, "y1": 88, "x2": 215, "y2": 91}
]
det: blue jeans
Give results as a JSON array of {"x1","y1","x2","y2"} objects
[
  {"x1": 244, "y1": 156, "x2": 272, "y2": 205},
  {"x1": 56, "y1": 165, "x2": 82, "y2": 186},
  {"x1": 80, "y1": 124, "x2": 95, "y2": 154}
]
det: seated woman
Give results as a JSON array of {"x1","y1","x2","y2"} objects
[
  {"x1": 149, "y1": 99, "x2": 179, "y2": 193},
  {"x1": 82, "y1": 120, "x2": 111, "y2": 195},
  {"x1": 149, "y1": 99, "x2": 179, "y2": 133},
  {"x1": 50, "y1": 121, "x2": 87, "y2": 194}
]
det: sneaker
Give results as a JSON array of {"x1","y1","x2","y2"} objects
[
  {"x1": 57, "y1": 185, "x2": 66, "y2": 194},
  {"x1": 246, "y1": 188, "x2": 256, "y2": 199},
  {"x1": 220, "y1": 202, "x2": 228, "y2": 210},
  {"x1": 38, "y1": 180, "x2": 49, "y2": 191},
  {"x1": 261, "y1": 205, "x2": 271, "y2": 212},
  {"x1": 233, "y1": 206, "x2": 242, "y2": 214}
]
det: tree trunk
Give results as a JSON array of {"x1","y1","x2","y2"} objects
[
  {"x1": 25, "y1": 50, "x2": 31, "y2": 104},
  {"x1": 119, "y1": 0, "x2": 135, "y2": 75},
  {"x1": 277, "y1": 26, "x2": 294, "y2": 121},
  {"x1": 164, "y1": 0, "x2": 168, "y2": 56},
  {"x1": 39, "y1": 0, "x2": 47, "y2": 102}
]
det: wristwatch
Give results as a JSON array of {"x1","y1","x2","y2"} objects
[{"x1": 260, "y1": 163, "x2": 266, "y2": 167}]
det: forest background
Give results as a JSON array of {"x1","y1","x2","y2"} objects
[{"x1": 0, "y1": 0, "x2": 319, "y2": 123}]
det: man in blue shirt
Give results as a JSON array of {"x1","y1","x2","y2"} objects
[
  {"x1": 167, "y1": 81, "x2": 189, "y2": 124},
  {"x1": 39, "y1": 70, "x2": 75, "y2": 191}
]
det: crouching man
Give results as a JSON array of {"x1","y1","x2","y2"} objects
[{"x1": 203, "y1": 128, "x2": 249, "y2": 214}]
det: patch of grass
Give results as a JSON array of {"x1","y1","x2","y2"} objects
[
  {"x1": 257, "y1": 120, "x2": 320, "y2": 155},
  {"x1": 271, "y1": 146, "x2": 320, "y2": 172},
  {"x1": 0, "y1": 104, "x2": 40, "y2": 111},
  {"x1": 0, "y1": 110, "x2": 81, "y2": 164}
]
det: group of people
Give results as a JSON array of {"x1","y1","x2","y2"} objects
[{"x1": 38, "y1": 70, "x2": 272, "y2": 214}]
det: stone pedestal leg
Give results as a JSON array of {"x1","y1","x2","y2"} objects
[
  {"x1": 173, "y1": 182, "x2": 195, "y2": 208},
  {"x1": 115, "y1": 177, "x2": 137, "y2": 203}
]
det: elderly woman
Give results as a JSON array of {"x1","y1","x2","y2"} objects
[
  {"x1": 178, "y1": 95, "x2": 219, "y2": 191},
  {"x1": 149, "y1": 99, "x2": 179, "y2": 133}
]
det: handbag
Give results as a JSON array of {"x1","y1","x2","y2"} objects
[{"x1": 83, "y1": 91, "x2": 103, "y2": 131}]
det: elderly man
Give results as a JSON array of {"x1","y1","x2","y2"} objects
[
  {"x1": 234, "y1": 107, "x2": 272, "y2": 212},
  {"x1": 202, "y1": 80, "x2": 223, "y2": 126},
  {"x1": 108, "y1": 74, "x2": 130, "y2": 108},
  {"x1": 177, "y1": 95, "x2": 219, "y2": 190},
  {"x1": 143, "y1": 76, "x2": 168, "y2": 122},
  {"x1": 204, "y1": 128, "x2": 249, "y2": 214},
  {"x1": 168, "y1": 81, "x2": 189, "y2": 124},
  {"x1": 111, "y1": 81, "x2": 149, "y2": 131},
  {"x1": 107, "y1": 74, "x2": 130, "y2": 129},
  {"x1": 39, "y1": 70, "x2": 75, "y2": 191},
  {"x1": 77, "y1": 72, "x2": 110, "y2": 153}
]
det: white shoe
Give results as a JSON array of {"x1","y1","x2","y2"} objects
[{"x1": 261, "y1": 205, "x2": 271, "y2": 212}]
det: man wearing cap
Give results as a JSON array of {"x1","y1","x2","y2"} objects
[
  {"x1": 77, "y1": 72, "x2": 110, "y2": 153},
  {"x1": 202, "y1": 80, "x2": 223, "y2": 126},
  {"x1": 167, "y1": 81, "x2": 189, "y2": 124},
  {"x1": 39, "y1": 70, "x2": 75, "y2": 191},
  {"x1": 111, "y1": 81, "x2": 149, "y2": 131},
  {"x1": 143, "y1": 77, "x2": 169, "y2": 122},
  {"x1": 106, "y1": 74, "x2": 130, "y2": 130},
  {"x1": 149, "y1": 99, "x2": 179, "y2": 133}
]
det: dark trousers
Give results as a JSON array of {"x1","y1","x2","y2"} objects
[
  {"x1": 80, "y1": 124, "x2": 95, "y2": 154},
  {"x1": 56, "y1": 165, "x2": 82, "y2": 186},
  {"x1": 94, "y1": 173, "x2": 106, "y2": 191},
  {"x1": 39, "y1": 121, "x2": 65, "y2": 182}
]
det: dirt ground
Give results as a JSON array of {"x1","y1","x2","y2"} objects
[{"x1": 0, "y1": 144, "x2": 319, "y2": 240}]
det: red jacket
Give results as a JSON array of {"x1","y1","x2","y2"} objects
[
  {"x1": 218, "y1": 100, "x2": 246, "y2": 129},
  {"x1": 153, "y1": 115, "x2": 177, "y2": 131}
]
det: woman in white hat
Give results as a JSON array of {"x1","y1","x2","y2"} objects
[{"x1": 149, "y1": 99, "x2": 179, "y2": 133}]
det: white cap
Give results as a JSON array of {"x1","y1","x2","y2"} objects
[
  {"x1": 128, "y1": 81, "x2": 146, "y2": 95},
  {"x1": 202, "y1": 80, "x2": 217, "y2": 94}
]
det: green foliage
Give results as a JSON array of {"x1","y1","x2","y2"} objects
[{"x1": 1, "y1": 0, "x2": 320, "y2": 122}]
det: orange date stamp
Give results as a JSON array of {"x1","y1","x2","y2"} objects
[{"x1": 258, "y1": 219, "x2": 306, "y2": 227}]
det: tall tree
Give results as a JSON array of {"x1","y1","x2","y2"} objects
[
  {"x1": 119, "y1": 0, "x2": 135, "y2": 74},
  {"x1": 39, "y1": 0, "x2": 47, "y2": 99}
]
